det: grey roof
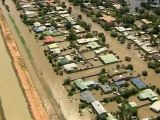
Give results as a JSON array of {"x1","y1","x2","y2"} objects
[
  {"x1": 100, "y1": 83, "x2": 112, "y2": 94},
  {"x1": 91, "y1": 101, "x2": 107, "y2": 115},
  {"x1": 80, "y1": 91, "x2": 95, "y2": 103}
]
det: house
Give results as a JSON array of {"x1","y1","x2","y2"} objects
[
  {"x1": 91, "y1": 101, "x2": 107, "y2": 115},
  {"x1": 77, "y1": 37, "x2": 99, "y2": 44},
  {"x1": 80, "y1": 91, "x2": 95, "y2": 103},
  {"x1": 112, "y1": 73, "x2": 131, "y2": 82},
  {"x1": 63, "y1": 63, "x2": 77, "y2": 72},
  {"x1": 74, "y1": 79, "x2": 88, "y2": 91},
  {"x1": 86, "y1": 42, "x2": 100, "y2": 49},
  {"x1": 44, "y1": 36, "x2": 55, "y2": 44},
  {"x1": 33, "y1": 22, "x2": 41, "y2": 28},
  {"x1": 99, "y1": 15, "x2": 116, "y2": 24},
  {"x1": 100, "y1": 83, "x2": 113, "y2": 94},
  {"x1": 141, "y1": 19, "x2": 152, "y2": 25},
  {"x1": 113, "y1": 3, "x2": 122, "y2": 10},
  {"x1": 131, "y1": 78, "x2": 147, "y2": 90},
  {"x1": 50, "y1": 48, "x2": 61, "y2": 55},
  {"x1": 99, "y1": 54, "x2": 118, "y2": 64},
  {"x1": 108, "y1": 69, "x2": 127, "y2": 77},
  {"x1": 114, "y1": 80, "x2": 126, "y2": 87},
  {"x1": 58, "y1": 57, "x2": 69, "y2": 65},
  {"x1": 33, "y1": 26, "x2": 46, "y2": 33},
  {"x1": 95, "y1": 47, "x2": 108, "y2": 54},
  {"x1": 138, "y1": 89, "x2": 158, "y2": 101},
  {"x1": 150, "y1": 101, "x2": 160, "y2": 113}
]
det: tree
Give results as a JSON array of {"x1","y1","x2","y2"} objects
[
  {"x1": 126, "y1": 64, "x2": 134, "y2": 71},
  {"x1": 68, "y1": 7, "x2": 72, "y2": 14},
  {"x1": 142, "y1": 70, "x2": 148, "y2": 76},
  {"x1": 110, "y1": 31, "x2": 118, "y2": 37},
  {"x1": 125, "y1": 56, "x2": 132, "y2": 61},
  {"x1": 101, "y1": 68, "x2": 106, "y2": 73},
  {"x1": 66, "y1": 30, "x2": 77, "y2": 41},
  {"x1": 85, "y1": 32, "x2": 94, "y2": 38},
  {"x1": 77, "y1": 14, "x2": 82, "y2": 19},
  {"x1": 63, "y1": 78, "x2": 71, "y2": 85},
  {"x1": 2, "y1": 0, "x2": 5, "y2": 5},
  {"x1": 65, "y1": 22, "x2": 72, "y2": 30}
]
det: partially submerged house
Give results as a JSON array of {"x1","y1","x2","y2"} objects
[
  {"x1": 91, "y1": 101, "x2": 107, "y2": 115},
  {"x1": 138, "y1": 89, "x2": 158, "y2": 102},
  {"x1": 131, "y1": 78, "x2": 147, "y2": 90},
  {"x1": 150, "y1": 101, "x2": 160, "y2": 113},
  {"x1": 100, "y1": 83, "x2": 113, "y2": 94},
  {"x1": 80, "y1": 91, "x2": 95, "y2": 103},
  {"x1": 99, "y1": 54, "x2": 118, "y2": 64}
]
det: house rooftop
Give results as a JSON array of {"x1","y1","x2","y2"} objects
[
  {"x1": 131, "y1": 78, "x2": 147, "y2": 90},
  {"x1": 150, "y1": 101, "x2": 160, "y2": 113},
  {"x1": 80, "y1": 91, "x2": 95, "y2": 103},
  {"x1": 74, "y1": 79, "x2": 88, "y2": 91},
  {"x1": 99, "y1": 54, "x2": 118, "y2": 64},
  {"x1": 100, "y1": 83, "x2": 112, "y2": 94},
  {"x1": 91, "y1": 101, "x2": 107, "y2": 115},
  {"x1": 99, "y1": 15, "x2": 116, "y2": 23},
  {"x1": 138, "y1": 89, "x2": 158, "y2": 101}
]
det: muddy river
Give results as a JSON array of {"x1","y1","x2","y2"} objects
[{"x1": 0, "y1": 32, "x2": 32, "y2": 120}]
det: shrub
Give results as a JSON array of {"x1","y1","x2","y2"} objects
[
  {"x1": 125, "y1": 56, "x2": 132, "y2": 61},
  {"x1": 142, "y1": 70, "x2": 148, "y2": 76},
  {"x1": 110, "y1": 31, "x2": 118, "y2": 37},
  {"x1": 63, "y1": 78, "x2": 71, "y2": 85},
  {"x1": 126, "y1": 64, "x2": 134, "y2": 71},
  {"x1": 155, "y1": 67, "x2": 160, "y2": 73}
]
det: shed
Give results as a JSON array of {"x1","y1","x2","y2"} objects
[
  {"x1": 33, "y1": 22, "x2": 41, "y2": 28},
  {"x1": 74, "y1": 79, "x2": 88, "y2": 91},
  {"x1": 106, "y1": 113, "x2": 117, "y2": 120},
  {"x1": 131, "y1": 78, "x2": 147, "y2": 90},
  {"x1": 50, "y1": 48, "x2": 61, "y2": 54},
  {"x1": 129, "y1": 102, "x2": 137, "y2": 108},
  {"x1": 48, "y1": 43, "x2": 59, "y2": 49},
  {"x1": 99, "y1": 54, "x2": 118, "y2": 64},
  {"x1": 91, "y1": 101, "x2": 107, "y2": 115},
  {"x1": 100, "y1": 83, "x2": 112, "y2": 94},
  {"x1": 150, "y1": 101, "x2": 160, "y2": 113},
  {"x1": 80, "y1": 91, "x2": 95, "y2": 103},
  {"x1": 114, "y1": 80, "x2": 126, "y2": 87}
]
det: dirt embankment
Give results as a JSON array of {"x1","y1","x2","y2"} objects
[{"x1": 0, "y1": 9, "x2": 50, "y2": 120}]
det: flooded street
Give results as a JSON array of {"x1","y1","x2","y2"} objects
[
  {"x1": 0, "y1": 32, "x2": 32, "y2": 120},
  {"x1": 125, "y1": 0, "x2": 147, "y2": 12}
]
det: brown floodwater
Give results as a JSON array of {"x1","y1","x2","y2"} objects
[{"x1": 0, "y1": 32, "x2": 33, "y2": 120}]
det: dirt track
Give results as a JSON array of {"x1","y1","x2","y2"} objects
[{"x1": 0, "y1": 9, "x2": 49, "y2": 120}]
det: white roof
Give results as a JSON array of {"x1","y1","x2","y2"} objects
[
  {"x1": 91, "y1": 101, "x2": 107, "y2": 115},
  {"x1": 63, "y1": 63, "x2": 77, "y2": 71},
  {"x1": 150, "y1": 101, "x2": 160, "y2": 112},
  {"x1": 77, "y1": 38, "x2": 99, "y2": 44},
  {"x1": 21, "y1": 4, "x2": 31, "y2": 8},
  {"x1": 56, "y1": 6, "x2": 63, "y2": 11},
  {"x1": 33, "y1": 22, "x2": 41, "y2": 27},
  {"x1": 25, "y1": 11, "x2": 35, "y2": 15},
  {"x1": 65, "y1": 55, "x2": 72, "y2": 61},
  {"x1": 60, "y1": 14, "x2": 70, "y2": 18},
  {"x1": 95, "y1": 47, "x2": 108, "y2": 54},
  {"x1": 50, "y1": 48, "x2": 61, "y2": 54},
  {"x1": 58, "y1": 10, "x2": 68, "y2": 14},
  {"x1": 73, "y1": 25, "x2": 83, "y2": 30},
  {"x1": 126, "y1": 35, "x2": 136, "y2": 40}
]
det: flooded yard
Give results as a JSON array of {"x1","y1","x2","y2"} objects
[{"x1": 0, "y1": 32, "x2": 32, "y2": 120}]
